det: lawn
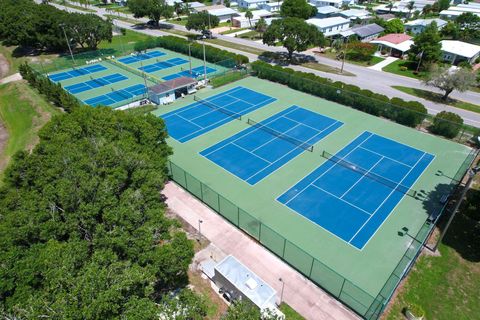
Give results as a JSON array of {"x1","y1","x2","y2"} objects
[
  {"x1": 53, "y1": 0, "x2": 96, "y2": 12},
  {"x1": 392, "y1": 85, "x2": 480, "y2": 114},
  {"x1": 301, "y1": 62, "x2": 356, "y2": 76},
  {"x1": 237, "y1": 30, "x2": 262, "y2": 40},
  {"x1": 382, "y1": 59, "x2": 428, "y2": 79},
  {"x1": 104, "y1": 14, "x2": 142, "y2": 25},
  {"x1": 204, "y1": 38, "x2": 266, "y2": 55},
  {"x1": 384, "y1": 174, "x2": 480, "y2": 320},
  {"x1": 279, "y1": 303, "x2": 305, "y2": 320},
  {"x1": 220, "y1": 27, "x2": 248, "y2": 35},
  {"x1": 319, "y1": 50, "x2": 386, "y2": 66},
  {"x1": 0, "y1": 81, "x2": 59, "y2": 184}
]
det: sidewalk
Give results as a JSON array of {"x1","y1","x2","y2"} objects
[
  {"x1": 368, "y1": 56, "x2": 398, "y2": 71},
  {"x1": 163, "y1": 182, "x2": 359, "y2": 320}
]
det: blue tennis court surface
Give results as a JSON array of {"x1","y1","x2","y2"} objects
[
  {"x1": 162, "y1": 66, "x2": 217, "y2": 80},
  {"x1": 200, "y1": 106, "x2": 343, "y2": 185},
  {"x1": 84, "y1": 84, "x2": 146, "y2": 107},
  {"x1": 162, "y1": 86, "x2": 276, "y2": 143},
  {"x1": 277, "y1": 131, "x2": 434, "y2": 250},
  {"x1": 139, "y1": 58, "x2": 188, "y2": 73},
  {"x1": 64, "y1": 73, "x2": 128, "y2": 94},
  {"x1": 48, "y1": 64, "x2": 107, "y2": 82},
  {"x1": 117, "y1": 50, "x2": 165, "y2": 64}
]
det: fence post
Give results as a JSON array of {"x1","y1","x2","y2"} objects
[
  {"x1": 184, "y1": 170, "x2": 188, "y2": 189},
  {"x1": 282, "y1": 239, "x2": 287, "y2": 258},
  {"x1": 339, "y1": 278, "x2": 346, "y2": 298},
  {"x1": 309, "y1": 258, "x2": 314, "y2": 278}
]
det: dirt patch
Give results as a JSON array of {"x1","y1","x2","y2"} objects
[
  {"x1": 188, "y1": 269, "x2": 228, "y2": 320},
  {"x1": 0, "y1": 54, "x2": 10, "y2": 79}
]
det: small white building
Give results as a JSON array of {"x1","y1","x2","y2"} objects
[
  {"x1": 187, "y1": 1, "x2": 205, "y2": 10},
  {"x1": 337, "y1": 9, "x2": 371, "y2": 21},
  {"x1": 237, "y1": 0, "x2": 269, "y2": 9},
  {"x1": 405, "y1": 18, "x2": 447, "y2": 34},
  {"x1": 259, "y1": 1, "x2": 282, "y2": 12},
  {"x1": 310, "y1": 0, "x2": 343, "y2": 8},
  {"x1": 206, "y1": 7, "x2": 241, "y2": 22},
  {"x1": 439, "y1": 3, "x2": 480, "y2": 20},
  {"x1": 306, "y1": 17, "x2": 351, "y2": 37},
  {"x1": 232, "y1": 9, "x2": 274, "y2": 28},
  {"x1": 315, "y1": 5, "x2": 341, "y2": 18},
  {"x1": 370, "y1": 33, "x2": 414, "y2": 57},
  {"x1": 441, "y1": 40, "x2": 480, "y2": 65},
  {"x1": 148, "y1": 77, "x2": 197, "y2": 105},
  {"x1": 213, "y1": 255, "x2": 283, "y2": 318}
]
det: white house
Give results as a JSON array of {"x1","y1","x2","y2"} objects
[
  {"x1": 187, "y1": 1, "x2": 205, "y2": 10},
  {"x1": 440, "y1": 3, "x2": 480, "y2": 20},
  {"x1": 205, "y1": 7, "x2": 241, "y2": 22},
  {"x1": 370, "y1": 33, "x2": 414, "y2": 57},
  {"x1": 148, "y1": 77, "x2": 197, "y2": 105},
  {"x1": 237, "y1": 0, "x2": 269, "y2": 9},
  {"x1": 337, "y1": 9, "x2": 371, "y2": 21},
  {"x1": 310, "y1": 0, "x2": 343, "y2": 9},
  {"x1": 259, "y1": 1, "x2": 282, "y2": 12},
  {"x1": 232, "y1": 9, "x2": 274, "y2": 28},
  {"x1": 306, "y1": 17, "x2": 351, "y2": 37},
  {"x1": 405, "y1": 18, "x2": 447, "y2": 34},
  {"x1": 374, "y1": 0, "x2": 436, "y2": 16},
  {"x1": 441, "y1": 40, "x2": 480, "y2": 65},
  {"x1": 315, "y1": 5, "x2": 341, "y2": 18}
]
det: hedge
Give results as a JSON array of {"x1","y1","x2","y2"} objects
[
  {"x1": 19, "y1": 63, "x2": 81, "y2": 113},
  {"x1": 251, "y1": 61, "x2": 428, "y2": 128},
  {"x1": 430, "y1": 111, "x2": 463, "y2": 139},
  {"x1": 134, "y1": 36, "x2": 249, "y2": 67}
]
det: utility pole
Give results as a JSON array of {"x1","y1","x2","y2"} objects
[
  {"x1": 60, "y1": 23, "x2": 76, "y2": 66},
  {"x1": 341, "y1": 38, "x2": 348, "y2": 74},
  {"x1": 203, "y1": 40, "x2": 207, "y2": 83},
  {"x1": 188, "y1": 43, "x2": 192, "y2": 74},
  {"x1": 415, "y1": 50, "x2": 424, "y2": 73}
]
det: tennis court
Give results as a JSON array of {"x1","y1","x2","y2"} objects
[
  {"x1": 278, "y1": 131, "x2": 435, "y2": 249},
  {"x1": 64, "y1": 73, "x2": 128, "y2": 94},
  {"x1": 84, "y1": 84, "x2": 146, "y2": 107},
  {"x1": 48, "y1": 64, "x2": 107, "y2": 82},
  {"x1": 139, "y1": 57, "x2": 189, "y2": 73},
  {"x1": 200, "y1": 106, "x2": 343, "y2": 185},
  {"x1": 162, "y1": 86, "x2": 276, "y2": 143},
  {"x1": 163, "y1": 66, "x2": 217, "y2": 80},
  {"x1": 118, "y1": 50, "x2": 166, "y2": 64}
]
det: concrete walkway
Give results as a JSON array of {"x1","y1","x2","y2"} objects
[
  {"x1": 163, "y1": 182, "x2": 360, "y2": 320},
  {"x1": 223, "y1": 29, "x2": 252, "y2": 37},
  {"x1": 368, "y1": 56, "x2": 398, "y2": 71},
  {"x1": 0, "y1": 73, "x2": 22, "y2": 84}
]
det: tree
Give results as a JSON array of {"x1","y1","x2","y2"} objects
[
  {"x1": 429, "y1": 111, "x2": 463, "y2": 138},
  {"x1": 185, "y1": 12, "x2": 219, "y2": 32},
  {"x1": 245, "y1": 9, "x2": 254, "y2": 29},
  {"x1": 0, "y1": 106, "x2": 195, "y2": 318},
  {"x1": 222, "y1": 301, "x2": 282, "y2": 320},
  {"x1": 384, "y1": 18, "x2": 404, "y2": 34},
  {"x1": 255, "y1": 17, "x2": 268, "y2": 34},
  {"x1": 128, "y1": 0, "x2": 174, "y2": 26},
  {"x1": 345, "y1": 42, "x2": 376, "y2": 61},
  {"x1": 441, "y1": 21, "x2": 459, "y2": 39},
  {"x1": 409, "y1": 21, "x2": 441, "y2": 69},
  {"x1": 66, "y1": 13, "x2": 113, "y2": 50},
  {"x1": 406, "y1": 0, "x2": 416, "y2": 18},
  {"x1": 280, "y1": 0, "x2": 317, "y2": 19},
  {"x1": 263, "y1": 17, "x2": 325, "y2": 61},
  {"x1": 437, "y1": 0, "x2": 450, "y2": 11},
  {"x1": 424, "y1": 65, "x2": 477, "y2": 100},
  {"x1": 456, "y1": 12, "x2": 480, "y2": 41},
  {"x1": 421, "y1": 4, "x2": 432, "y2": 18},
  {"x1": 173, "y1": 1, "x2": 183, "y2": 18},
  {"x1": 387, "y1": 1, "x2": 394, "y2": 13}
]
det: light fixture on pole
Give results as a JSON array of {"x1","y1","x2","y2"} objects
[
  {"x1": 59, "y1": 23, "x2": 76, "y2": 66},
  {"x1": 198, "y1": 219, "x2": 203, "y2": 241},
  {"x1": 202, "y1": 41, "x2": 207, "y2": 83},
  {"x1": 278, "y1": 277, "x2": 285, "y2": 304}
]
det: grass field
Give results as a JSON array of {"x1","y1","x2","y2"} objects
[
  {"x1": 301, "y1": 62, "x2": 356, "y2": 76},
  {"x1": 392, "y1": 86, "x2": 480, "y2": 114},
  {"x1": 279, "y1": 303, "x2": 306, "y2": 320},
  {"x1": 0, "y1": 81, "x2": 59, "y2": 183},
  {"x1": 385, "y1": 175, "x2": 480, "y2": 320},
  {"x1": 382, "y1": 60, "x2": 428, "y2": 79},
  {"x1": 204, "y1": 38, "x2": 266, "y2": 56},
  {"x1": 152, "y1": 76, "x2": 472, "y2": 317}
]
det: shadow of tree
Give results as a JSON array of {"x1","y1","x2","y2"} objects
[{"x1": 258, "y1": 51, "x2": 316, "y2": 66}]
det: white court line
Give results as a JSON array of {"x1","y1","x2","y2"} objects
[
  {"x1": 348, "y1": 152, "x2": 427, "y2": 243},
  {"x1": 310, "y1": 184, "x2": 372, "y2": 217},
  {"x1": 231, "y1": 142, "x2": 273, "y2": 164},
  {"x1": 358, "y1": 146, "x2": 412, "y2": 168},
  {"x1": 340, "y1": 156, "x2": 385, "y2": 200}
]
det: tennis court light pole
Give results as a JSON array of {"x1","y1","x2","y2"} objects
[
  {"x1": 432, "y1": 164, "x2": 480, "y2": 252},
  {"x1": 198, "y1": 219, "x2": 203, "y2": 241},
  {"x1": 202, "y1": 41, "x2": 207, "y2": 83},
  {"x1": 188, "y1": 43, "x2": 192, "y2": 74},
  {"x1": 278, "y1": 278, "x2": 285, "y2": 304},
  {"x1": 59, "y1": 23, "x2": 76, "y2": 66}
]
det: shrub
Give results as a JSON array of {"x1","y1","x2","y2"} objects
[
  {"x1": 345, "y1": 42, "x2": 376, "y2": 61},
  {"x1": 429, "y1": 111, "x2": 463, "y2": 138},
  {"x1": 400, "y1": 66, "x2": 408, "y2": 71}
]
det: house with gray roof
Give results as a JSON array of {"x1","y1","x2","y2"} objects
[
  {"x1": 341, "y1": 23, "x2": 384, "y2": 42},
  {"x1": 405, "y1": 18, "x2": 447, "y2": 34}
]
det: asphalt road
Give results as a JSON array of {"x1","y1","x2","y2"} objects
[{"x1": 39, "y1": 0, "x2": 480, "y2": 127}]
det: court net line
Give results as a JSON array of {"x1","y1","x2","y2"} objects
[
  {"x1": 321, "y1": 150, "x2": 417, "y2": 197},
  {"x1": 193, "y1": 96, "x2": 242, "y2": 120},
  {"x1": 104, "y1": 58, "x2": 162, "y2": 85},
  {"x1": 90, "y1": 75, "x2": 108, "y2": 86},
  {"x1": 247, "y1": 118, "x2": 314, "y2": 152}
]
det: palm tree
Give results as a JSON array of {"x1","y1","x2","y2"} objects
[
  {"x1": 387, "y1": 1, "x2": 394, "y2": 13},
  {"x1": 406, "y1": 0, "x2": 416, "y2": 18},
  {"x1": 422, "y1": 4, "x2": 432, "y2": 18},
  {"x1": 255, "y1": 17, "x2": 267, "y2": 36},
  {"x1": 245, "y1": 9, "x2": 253, "y2": 29},
  {"x1": 173, "y1": 2, "x2": 183, "y2": 18}
]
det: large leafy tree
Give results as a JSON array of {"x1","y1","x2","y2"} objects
[
  {"x1": 0, "y1": 106, "x2": 195, "y2": 319},
  {"x1": 456, "y1": 12, "x2": 480, "y2": 41},
  {"x1": 185, "y1": 12, "x2": 219, "y2": 32},
  {"x1": 65, "y1": 13, "x2": 112, "y2": 49},
  {"x1": 280, "y1": 0, "x2": 317, "y2": 19},
  {"x1": 128, "y1": 0, "x2": 174, "y2": 26},
  {"x1": 263, "y1": 17, "x2": 325, "y2": 61},
  {"x1": 384, "y1": 18, "x2": 404, "y2": 34},
  {"x1": 409, "y1": 21, "x2": 441, "y2": 68},
  {"x1": 424, "y1": 65, "x2": 477, "y2": 100}
]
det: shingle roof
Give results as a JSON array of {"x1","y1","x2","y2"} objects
[
  {"x1": 374, "y1": 33, "x2": 411, "y2": 44},
  {"x1": 149, "y1": 77, "x2": 196, "y2": 94},
  {"x1": 351, "y1": 23, "x2": 384, "y2": 37}
]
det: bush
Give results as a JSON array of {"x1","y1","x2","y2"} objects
[
  {"x1": 345, "y1": 42, "x2": 376, "y2": 61},
  {"x1": 429, "y1": 111, "x2": 463, "y2": 138},
  {"x1": 251, "y1": 61, "x2": 428, "y2": 128},
  {"x1": 400, "y1": 66, "x2": 408, "y2": 71},
  {"x1": 133, "y1": 36, "x2": 249, "y2": 67}
]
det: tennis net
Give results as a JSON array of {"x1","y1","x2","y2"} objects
[
  {"x1": 321, "y1": 150, "x2": 417, "y2": 197},
  {"x1": 112, "y1": 87, "x2": 130, "y2": 100},
  {"x1": 193, "y1": 96, "x2": 242, "y2": 120},
  {"x1": 90, "y1": 75, "x2": 108, "y2": 86},
  {"x1": 247, "y1": 119, "x2": 314, "y2": 152},
  {"x1": 105, "y1": 58, "x2": 161, "y2": 85}
]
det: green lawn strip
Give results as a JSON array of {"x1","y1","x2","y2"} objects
[
  {"x1": 238, "y1": 30, "x2": 262, "y2": 40},
  {"x1": 319, "y1": 50, "x2": 385, "y2": 67},
  {"x1": 54, "y1": 0, "x2": 96, "y2": 12},
  {"x1": 220, "y1": 27, "x2": 248, "y2": 35},
  {"x1": 301, "y1": 62, "x2": 356, "y2": 77},
  {"x1": 0, "y1": 45, "x2": 58, "y2": 77},
  {"x1": 0, "y1": 82, "x2": 59, "y2": 183},
  {"x1": 167, "y1": 18, "x2": 188, "y2": 26},
  {"x1": 392, "y1": 85, "x2": 480, "y2": 114},
  {"x1": 160, "y1": 28, "x2": 196, "y2": 37},
  {"x1": 204, "y1": 38, "x2": 265, "y2": 55},
  {"x1": 279, "y1": 303, "x2": 305, "y2": 320},
  {"x1": 124, "y1": 104, "x2": 158, "y2": 115},
  {"x1": 382, "y1": 59, "x2": 429, "y2": 79},
  {"x1": 384, "y1": 177, "x2": 480, "y2": 320},
  {"x1": 104, "y1": 14, "x2": 142, "y2": 25}
]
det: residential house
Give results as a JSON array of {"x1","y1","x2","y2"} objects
[
  {"x1": 237, "y1": 0, "x2": 269, "y2": 9},
  {"x1": 260, "y1": 2, "x2": 282, "y2": 12},
  {"x1": 315, "y1": 6, "x2": 341, "y2": 18},
  {"x1": 197, "y1": 5, "x2": 240, "y2": 22},
  {"x1": 310, "y1": 0, "x2": 343, "y2": 9},
  {"x1": 440, "y1": 3, "x2": 480, "y2": 20},
  {"x1": 165, "y1": 0, "x2": 182, "y2": 6},
  {"x1": 441, "y1": 40, "x2": 480, "y2": 64},
  {"x1": 148, "y1": 77, "x2": 197, "y2": 105},
  {"x1": 337, "y1": 9, "x2": 371, "y2": 22},
  {"x1": 306, "y1": 17, "x2": 351, "y2": 37},
  {"x1": 405, "y1": 18, "x2": 447, "y2": 34},
  {"x1": 341, "y1": 23, "x2": 384, "y2": 42},
  {"x1": 232, "y1": 9, "x2": 274, "y2": 28},
  {"x1": 374, "y1": 0, "x2": 436, "y2": 16},
  {"x1": 187, "y1": 1, "x2": 205, "y2": 10},
  {"x1": 370, "y1": 33, "x2": 413, "y2": 57}
]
